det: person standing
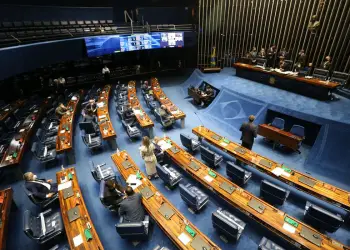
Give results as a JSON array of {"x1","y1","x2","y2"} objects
[
  {"x1": 322, "y1": 56, "x2": 332, "y2": 70},
  {"x1": 239, "y1": 115, "x2": 258, "y2": 150},
  {"x1": 102, "y1": 65, "x2": 110, "y2": 82},
  {"x1": 139, "y1": 136, "x2": 158, "y2": 179}
]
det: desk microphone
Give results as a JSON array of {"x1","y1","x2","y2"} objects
[{"x1": 194, "y1": 111, "x2": 205, "y2": 127}]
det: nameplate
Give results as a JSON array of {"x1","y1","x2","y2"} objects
[
  {"x1": 67, "y1": 206, "x2": 80, "y2": 223},
  {"x1": 220, "y1": 182, "x2": 236, "y2": 194},
  {"x1": 190, "y1": 235, "x2": 211, "y2": 250},
  {"x1": 211, "y1": 134, "x2": 221, "y2": 141},
  {"x1": 234, "y1": 147, "x2": 247, "y2": 154},
  {"x1": 189, "y1": 161, "x2": 200, "y2": 171},
  {"x1": 259, "y1": 159, "x2": 273, "y2": 169},
  {"x1": 158, "y1": 203, "x2": 175, "y2": 220},
  {"x1": 63, "y1": 186, "x2": 74, "y2": 199},
  {"x1": 169, "y1": 146, "x2": 180, "y2": 154},
  {"x1": 140, "y1": 186, "x2": 154, "y2": 200},
  {"x1": 299, "y1": 176, "x2": 316, "y2": 187},
  {"x1": 248, "y1": 198, "x2": 265, "y2": 214},
  {"x1": 122, "y1": 160, "x2": 132, "y2": 170},
  {"x1": 300, "y1": 227, "x2": 322, "y2": 247}
]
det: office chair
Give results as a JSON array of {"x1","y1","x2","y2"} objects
[
  {"x1": 212, "y1": 208, "x2": 246, "y2": 242},
  {"x1": 154, "y1": 109, "x2": 174, "y2": 128},
  {"x1": 13, "y1": 108, "x2": 29, "y2": 121},
  {"x1": 79, "y1": 122, "x2": 102, "y2": 151},
  {"x1": 200, "y1": 146, "x2": 223, "y2": 168},
  {"x1": 331, "y1": 71, "x2": 349, "y2": 87},
  {"x1": 99, "y1": 180, "x2": 123, "y2": 212},
  {"x1": 260, "y1": 180, "x2": 289, "y2": 206},
  {"x1": 23, "y1": 185, "x2": 58, "y2": 208},
  {"x1": 23, "y1": 209, "x2": 64, "y2": 244},
  {"x1": 156, "y1": 163, "x2": 183, "y2": 188},
  {"x1": 180, "y1": 133, "x2": 201, "y2": 152},
  {"x1": 4, "y1": 116, "x2": 21, "y2": 132},
  {"x1": 36, "y1": 128, "x2": 57, "y2": 147},
  {"x1": 258, "y1": 237, "x2": 285, "y2": 250},
  {"x1": 115, "y1": 215, "x2": 150, "y2": 241},
  {"x1": 90, "y1": 161, "x2": 115, "y2": 182},
  {"x1": 226, "y1": 161, "x2": 252, "y2": 186},
  {"x1": 41, "y1": 117, "x2": 59, "y2": 136},
  {"x1": 312, "y1": 68, "x2": 329, "y2": 80},
  {"x1": 31, "y1": 141, "x2": 57, "y2": 164},
  {"x1": 270, "y1": 117, "x2": 285, "y2": 130},
  {"x1": 179, "y1": 183, "x2": 209, "y2": 212},
  {"x1": 121, "y1": 120, "x2": 141, "y2": 139}
]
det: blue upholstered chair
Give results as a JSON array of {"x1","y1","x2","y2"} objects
[
  {"x1": 180, "y1": 133, "x2": 201, "y2": 152},
  {"x1": 226, "y1": 161, "x2": 252, "y2": 186},
  {"x1": 260, "y1": 180, "x2": 289, "y2": 206},
  {"x1": 115, "y1": 215, "x2": 150, "y2": 241},
  {"x1": 258, "y1": 237, "x2": 285, "y2": 250},
  {"x1": 200, "y1": 146, "x2": 223, "y2": 168},
  {"x1": 212, "y1": 208, "x2": 246, "y2": 241},
  {"x1": 179, "y1": 183, "x2": 209, "y2": 212},
  {"x1": 271, "y1": 118, "x2": 285, "y2": 130},
  {"x1": 156, "y1": 163, "x2": 182, "y2": 188},
  {"x1": 290, "y1": 125, "x2": 305, "y2": 138}
]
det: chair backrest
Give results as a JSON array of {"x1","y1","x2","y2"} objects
[
  {"x1": 313, "y1": 68, "x2": 329, "y2": 80},
  {"x1": 330, "y1": 71, "x2": 349, "y2": 85},
  {"x1": 179, "y1": 184, "x2": 197, "y2": 205},
  {"x1": 156, "y1": 164, "x2": 170, "y2": 183},
  {"x1": 41, "y1": 117, "x2": 48, "y2": 127},
  {"x1": 79, "y1": 122, "x2": 96, "y2": 134},
  {"x1": 290, "y1": 125, "x2": 305, "y2": 138},
  {"x1": 226, "y1": 161, "x2": 245, "y2": 179},
  {"x1": 212, "y1": 210, "x2": 240, "y2": 238},
  {"x1": 271, "y1": 118, "x2": 285, "y2": 130},
  {"x1": 180, "y1": 134, "x2": 192, "y2": 150},
  {"x1": 261, "y1": 180, "x2": 288, "y2": 200},
  {"x1": 115, "y1": 222, "x2": 146, "y2": 239},
  {"x1": 31, "y1": 142, "x2": 39, "y2": 154},
  {"x1": 306, "y1": 202, "x2": 343, "y2": 229},
  {"x1": 4, "y1": 117, "x2": 14, "y2": 129},
  {"x1": 200, "y1": 146, "x2": 215, "y2": 162},
  {"x1": 23, "y1": 210, "x2": 41, "y2": 239},
  {"x1": 99, "y1": 180, "x2": 108, "y2": 206},
  {"x1": 36, "y1": 128, "x2": 44, "y2": 142},
  {"x1": 256, "y1": 58, "x2": 266, "y2": 66}
]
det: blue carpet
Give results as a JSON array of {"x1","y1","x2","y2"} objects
[{"x1": 1, "y1": 70, "x2": 350, "y2": 249}]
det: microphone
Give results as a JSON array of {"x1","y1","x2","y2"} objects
[{"x1": 194, "y1": 111, "x2": 205, "y2": 127}]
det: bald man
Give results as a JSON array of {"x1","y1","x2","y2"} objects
[{"x1": 24, "y1": 172, "x2": 58, "y2": 199}]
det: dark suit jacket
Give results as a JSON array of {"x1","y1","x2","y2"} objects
[
  {"x1": 103, "y1": 186, "x2": 124, "y2": 207},
  {"x1": 25, "y1": 180, "x2": 54, "y2": 199},
  {"x1": 240, "y1": 122, "x2": 257, "y2": 145},
  {"x1": 119, "y1": 193, "x2": 145, "y2": 222}
]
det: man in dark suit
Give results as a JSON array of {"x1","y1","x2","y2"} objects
[
  {"x1": 239, "y1": 115, "x2": 258, "y2": 150},
  {"x1": 24, "y1": 172, "x2": 58, "y2": 199},
  {"x1": 103, "y1": 179, "x2": 124, "y2": 209},
  {"x1": 84, "y1": 99, "x2": 97, "y2": 115},
  {"x1": 83, "y1": 110, "x2": 99, "y2": 132},
  {"x1": 119, "y1": 186, "x2": 145, "y2": 222}
]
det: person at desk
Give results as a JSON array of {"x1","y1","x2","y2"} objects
[
  {"x1": 158, "y1": 105, "x2": 173, "y2": 121},
  {"x1": 119, "y1": 186, "x2": 145, "y2": 223},
  {"x1": 258, "y1": 48, "x2": 266, "y2": 58},
  {"x1": 239, "y1": 115, "x2": 257, "y2": 150},
  {"x1": 55, "y1": 103, "x2": 68, "y2": 119},
  {"x1": 83, "y1": 109, "x2": 98, "y2": 131},
  {"x1": 322, "y1": 56, "x2": 332, "y2": 70},
  {"x1": 104, "y1": 179, "x2": 124, "y2": 209},
  {"x1": 295, "y1": 49, "x2": 306, "y2": 71},
  {"x1": 248, "y1": 47, "x2": 258, "y2": 63},
  {"x1": 278, "y1": 48, "x2": 289, "y2": 60},
  {"x1": 267, "y1": 45, "x2": 277, "y2": 68},
  {"x1": 123, "y1": 104, "x2": 135, "y2": 120},
  {"x1": 102, "y1": 65, "x2": 110, "y2": 82},
  {"x1": 279, "y1": 58, "x2": 286, "y2": 71},
  {"x1": 84, "y1": 99, "x2": 97, "y2": 115},
  {"x1": 203, "y1": 86, "x2": 215, "y2": 106},
  {"x1": 24, "y1": 172, "x2": 58, "y2": 199}
]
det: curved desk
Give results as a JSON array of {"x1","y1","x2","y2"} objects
[
  {"x1": 96, "y1": 85, "x2": 117, "y2": 149},
  {"x1": 111, "y1": 151, "x2": 220, "y2": 250},
  {"x1": 151, "y1": 77, "x2": 186, "y2": 128},
  {"x1": 0, "y1": 99, "x2": 26, "y2": 122},
  {"x1": 156, "y1": 137, "x2": 348, "y2": 250},
  {"x1": 56, "y1": 167, "x2": 103, "y2": 250},
  {"x1": 0, "y1": 188, "x2": 13, "y2": 250},
  {"x1": 192, "y1": 126, "x2": 350, "y2": 212},
  {"x1": 127, "y1": 81, "x2": 154, "y2": 138},
  {"x1": 56, "y1": 90, "x2": 83, "y2": 164}
]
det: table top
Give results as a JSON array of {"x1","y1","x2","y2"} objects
[
  {"x1": 96, "y1": 85, "x2": 116, "y2": 140},
  {"x1": 151, "y1": 77, "x2": 186, "y2": 120},
  {"x1": 0, "y1": 98, "x2": 50, "y2": 168},
  {"x1": 111, "y1": 151, "x2": 220, "y2": 250},
  {"x1": 56, "y1": 167, "x2": 104, "y2": 250},
  {"x1": 157, "y1": 136, "x2": 347, "y2": 250},
  {"x1": 127, "y1": 81, "x2": 154, "y2": 129},
  {"x1": 0, "y1": 188, "x2": 13, "y2": 250},
  {"x1": 233, "y1": 63, "x2": 340, "y2": 89},
  {"x1": 0, "y1": 99, "x2": 26, "y2": 121},
  {"x1": 259, "y1": 124, "x2": 303, "y2": 142},
  {"x1": 56, "y1": 90, "x2": 83, "y2": 153},
  {"x1": 193, "y1": 126, "x2": 350, "y2": 212}
]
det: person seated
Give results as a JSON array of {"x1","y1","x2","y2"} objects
[
  {"x1": 104, "y1": 179, "x2": 124, "y2": 209},
  {"x1": 83, "y1": 110, "x2": 99, "y2": 131},
  {"x1": 258, "y1": 48, "x2": 266, "y2": 58},
  {"x1": 158, "y1": 105, "x2": 173, "y2": 120},
  {"x1": 279, "y1": 58, "x2": 286, "y2": 71},
  {"x1": 202, "y1": 86, "x2": 215, "y2": 106},
  {"x1": 279, "y1": 48, "x2": 289, "y2": 60},
  {"x1": 24, "y1": 172, "x2": 58, "y2": 199},
  {"x1": 123, "y1": 105, "x2": 136, "y2": 122},
  {"x1": 322, "y1": 56, "x2": 332, "y2": 70},
  {"x1": 119, "y1": 186, "x2": 145, "y2": 222},
  {"x1": 249, "y1": 47, "x2": 258, "y2": 63},
  {"x1": 84, "y1": 99, "x2": 97, "y2": 115},
  {"x1": 55, "y1": 103, "x2": 69, "y2": 119}
]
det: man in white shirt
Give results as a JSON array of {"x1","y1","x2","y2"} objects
[
  {"x1": 102, "y1": 65, "x2": 110, "y2": 81},
  {"x1": 24, "y1": 172, "x2": 58, "y2": 199}
]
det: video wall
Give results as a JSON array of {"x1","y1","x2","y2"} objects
[{"x1": 85, "y1": 32, "x2": 184, "y2": 57}]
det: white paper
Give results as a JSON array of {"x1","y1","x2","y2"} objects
[
  {"x1": 98, "y1": 114, "x2": 106, "y2": 119},
  {"x1": 19, "y1": 129, "x2": 25, "y2": 133},
  {"x1": 52, "y1": 221, "x2": 56, "y2": 227},
  {"x1": 281, "y1": 171, "x2": 291, "y2": 178},
  {"x1": 204, "y1": 175, "x2": 213, "y2": 183},
  {"x1": 178, "y1": 232, "x2": 191, "y2": 245},
  {"x1": 60, "y1": 130, "x2": 65, "y2": 134},
  {"x1": 133, "y1": 109, "x2": 141, "y2": 115},
  {"x1": 283, "y1": 222, "x2": 296, "y2": 234},
  {"x1": 126, "y1": 174, "x2": 142, "y2": 190},
  {"x1": 220, "y1": 142, "x2": 228, "y2": 147},
  {"x1": 157, "y1": 140, "x2": 172, "y2": 151},
  {"x1": 97, "y1": 102, "x2": 105, "y2": 108},
  {"x1": 73, "y1": 234, "x2": 83, "y2": 247},
  {"x1": 71, "y1": 96, "x2": 78, "y2": 101},
  {"x1": 58, "y1": 180, "x2": 72, "y2": 191},
  {"x1": 272, "y1": 167, "x2": 283, "y2": 176}
]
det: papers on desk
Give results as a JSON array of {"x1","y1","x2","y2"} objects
[
  {"x1": 178, "y1": 232, "x2": 191, "y2": 245},
  {"x1": 133, "y1": 109, "x2": 142, "y2": 115},
  {"x1": 60, "y1": 130, "x2": 65, "y2": 134},
  {"x1": 157, "y1": 140, "x2": 172, "y2": 151},
  {"x1": 98, "y1": 114, "x2": 106, "y2": 119},
  {"x1": 19, "y1": 128, "x2": 25, "y2": 133},
  {"x1": 73, "y1": 234, "x2": 83, "y2": 247},
  {"x1": 220, "y1": 141, "x2": 228, "y2": 147},
  {"x1": 272, "y1": 167, "x2": 283, "y2": 176},
  {"x1": 58, "y1": 180, "x2": 72, "y2": 191},
  {"x1": 171, "y1": 110, "x2": 179, "y2": 115},
  {"x1": 281, "y1": 171, "x2": 291, "y2": 178},
  {"x1": 97, "y1": 102, "x2": 105, "y2": 108},
  {"x1": 71, "y1": 96, "x2": 78, "y2": 101},
  {"x1": 305, "y1": 76, "x2": 313, "y2": 79},
  {"x1": 282, "y1": 222, "x2": 296, "y2": 234},
  {"x1": 126, "y1": 174, "x2": 142, "y2": 190},
  {"x1": 204, "y1": 175, "x2": 214, "y2": 183}
]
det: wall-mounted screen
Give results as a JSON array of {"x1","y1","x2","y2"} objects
[{"x1": 84, "y1": 32, "x2": 184, "y2": 57}]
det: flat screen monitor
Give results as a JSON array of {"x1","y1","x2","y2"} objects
[{"x1": 84, "y1": 32, "x2": 184, "y2": 57}]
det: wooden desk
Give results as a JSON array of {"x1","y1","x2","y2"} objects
[
  {"x1": 127, "y1": 81, "x2": 154, "y2": 138},
  {"x1": 56, "y1": 167, "x2": 104, "y2": 250},
  {"x1": 193, "y1": 126, "x2": 350, "y2": 212},
  {"x1": 0, "y1": 97, "x2": 50, "y2": 179},
  {"x1": 258, "y1": 124, "x2": 303, "y2": 151},
  {"x1": 0, "y1": 99, "x2": 26, "y2": 122},
  {"x1": 96, "y1": 85, "x2": 117, "y2": 149},
  {"x1": 233, "y1": 63, "x2": 340, "y2": 100},
  {"x1": 56, "y1": 90, "x2": 83, "y2": 164},
  {"x1": 157, "y1": 137, "x2": 348, "y2": 250},
  {"x1": 0, "y1": 188, "x2": 13, "y2": 250},
  {"x1": 111, "y1": 151, "x2": 220, "y2": 250},
  {"x1": 151, "y1": 77, "x2": 186, "y2": 128},
  {"x1": 188, "y1": 87, "x2": 209, "y2": 105}
]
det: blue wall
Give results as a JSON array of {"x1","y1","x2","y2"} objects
[{"x1": 0, "y1": 5, "x2": 114, "y2": 21}]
